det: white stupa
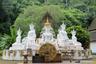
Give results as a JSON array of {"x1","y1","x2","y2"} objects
[
  {"x1": 56, "y1": 23, "x2": 83, "y2": 50},
  {"x1": 39, "y1": 17, "x2": 55, "y2": 45},
  {"x1": 9, "y1": 28, "x2": 24, "y2": 50},
  {"x1": 2, "y1": 16, "x2": 84, "y2": 60},
  {"x1": 57, "y1": 23, "x2": 69, "y2": 47},
  {"x1": 71, "y1": 29, "x2": 83, "y2": 50},
  {"x1": 22, "y1": 24, "x2": 40, "y2": 51}
]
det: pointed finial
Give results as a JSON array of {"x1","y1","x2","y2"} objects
[
  {"x1": 29, "y1": 23, "x2": 34, "y2": 30},
  {"x1": 60, "y1": 23, "x2": 66, "y2": 30},
  {"x1": 44, "y1": 17, "x2": 51, "y2": 26},
  {"x1": 17, "y1": 28, "x2": 22, "y2": 36},
  {"x1": 71, "y1": 29, "x2": 76, "y2": 36},
  {"x1": 46, "y1": 17, "x2": 49, "y2": 23}
]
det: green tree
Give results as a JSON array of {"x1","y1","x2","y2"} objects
[
  {"x1": 1, "y1": 0, "x2": 96, "y2": 34},
  {"x1": 2, "y1": 0, "x2": 40, "y2": 24},
  {"x1": 0, "y1": 0, "x2": 11, "y2": 34},
  {"x1": 1, "y1": 0, "x2": 40, "y2": 34},
  {"x1": 0, "y1": 26, "x2": 16, "y2": 50},
  {"x1": 14, "y1": 5, "x2": 87, "y2": 36}
]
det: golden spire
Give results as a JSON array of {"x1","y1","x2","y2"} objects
[{"x1": 44, "y1": 17, "x2": 51, "y2": 26}]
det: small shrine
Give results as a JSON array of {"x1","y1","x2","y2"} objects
[{"x1": 2, "y1": 13, "x2": 92, "y2": 63}]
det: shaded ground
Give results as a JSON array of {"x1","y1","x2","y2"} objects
[
  {"x1": 0, "y1": 60, "x2": 95, "y2": 64},
  {"x1": 0, "y1": 55, "x2": 96, "y2": 64}
]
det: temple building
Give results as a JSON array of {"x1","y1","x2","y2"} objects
[
  {"x1": 88, "y1": 18, "x2": 96, "y2": 53},
  {"x1": 2, "y1": 13, "x2": 84, "y2": 61}
]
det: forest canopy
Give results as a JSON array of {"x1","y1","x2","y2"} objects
[
  {"x1": 0, "y1": 0, "x2": 96, "y2": 49},
  {"x1": 0, "y1": 0, "x2": 96, "y2": 34},
  {"x1": 14, "y1": 5, "x2": 87, "y2": 35}
]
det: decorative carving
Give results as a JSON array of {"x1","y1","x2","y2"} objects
[{"x1": 38, "y1": 43, "x2": 57, "y2": 61}]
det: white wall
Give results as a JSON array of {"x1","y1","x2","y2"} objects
[{"x1": 90, "y1": 42, "x2": 96, "y2": 53}]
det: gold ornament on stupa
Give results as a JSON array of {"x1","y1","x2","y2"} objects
[{"x1": 44, "y1": 17, "x2": 51, "y2": 26}]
